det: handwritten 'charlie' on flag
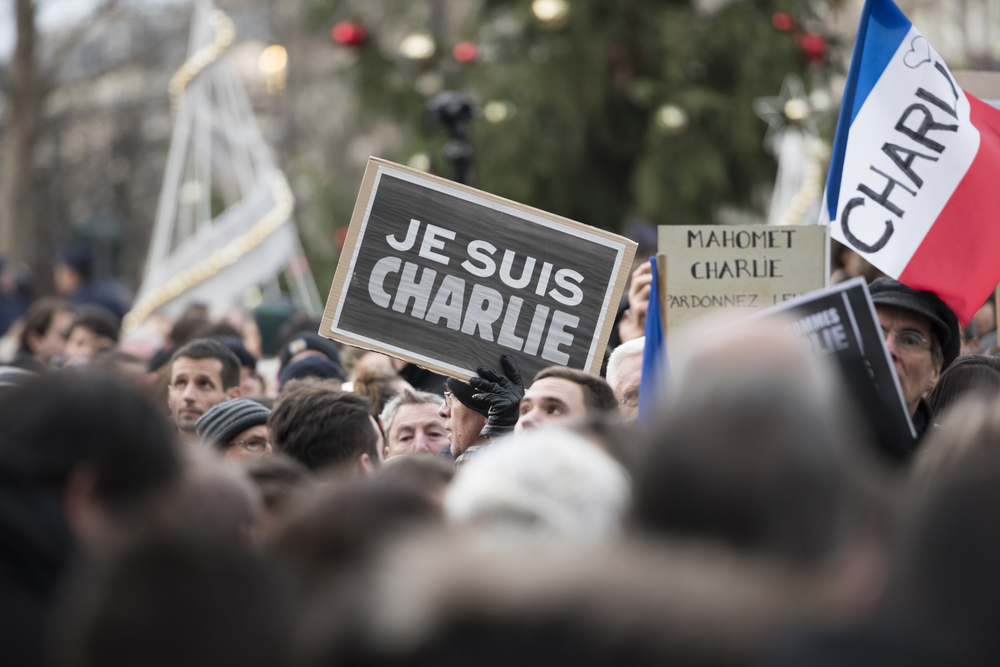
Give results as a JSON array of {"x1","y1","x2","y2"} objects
[{"x1": 821, "y1": 0, "x2": 1000, "y2": 324}]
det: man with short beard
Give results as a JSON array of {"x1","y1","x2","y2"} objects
[{"x1": 167, "y1": 339, "x2": 242, "y2": 444}]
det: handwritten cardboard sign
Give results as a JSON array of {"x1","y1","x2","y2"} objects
[
  {"x1": 321, "y1": 158, "x2": 636, "y2": 381},
  {"x1": 658, "y1": 224, "x2": 828, "y2": 350}
]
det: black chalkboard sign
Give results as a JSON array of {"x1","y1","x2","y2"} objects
[
  {"x1": 321, "y1": 158, "x2": 637, "y2": 381},
  {"x1": 756, "y1": 276, "x2": 916, "y2": 441}
]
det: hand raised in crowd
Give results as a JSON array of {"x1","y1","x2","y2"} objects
[
  {"x1": 619, "y1": 260, "x2": 652, "y2": 343},
  {"x1": 469, "y1": 353, "x2": 525, "y2": 439}
]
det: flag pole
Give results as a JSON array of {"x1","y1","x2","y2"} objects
[{"x1": 656, "y1": 253, "x2": 668, "y2": 347}]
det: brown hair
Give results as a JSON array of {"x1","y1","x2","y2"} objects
[
  {"x1": 533, "y1": 366, "x2": 617, "y2": 413},
  {"x1": 268, "y1": 387, "x2": 379, "y2": 471},
  {"x1": 18, "y1": 297, "x2": 70, "y2": 355}
]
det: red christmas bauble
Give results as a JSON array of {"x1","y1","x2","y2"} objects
[
  {"x1": 772, "y1": 12, "x2": 795, "y2": 31},
  {"x1": 798, "y1": 33, "x2": 827, "y2": 64},
  {"x1": 332, "y1": 21, "x2": 366, "y2": 47},
  {"x1": 453, "y1": 41, "x2": 478, "y2": 63}
]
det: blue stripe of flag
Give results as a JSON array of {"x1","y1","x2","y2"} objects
[
  {"x1": 638, "y1": 257, "x2": 670, "y2": 424},
  {"x1": 825, "y1": 0, "x2": 911, "y2": 222}
]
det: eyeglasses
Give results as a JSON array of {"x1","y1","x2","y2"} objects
[
  {"x1": 442, "y1": 388, "x2": 455, "y2": 406},
  {"x1": 618, "y1": 389, "x2": 639, "y2": 410},
  {"x1": 232, "y1": 437, "x2": 269, "y2": 452},
  {"x1": 882, "y1": 327, "x2": 931, "y2": 353}
]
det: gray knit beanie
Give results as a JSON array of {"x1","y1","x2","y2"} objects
[{"x1": 195, "y1": 398, "x2": 271, "y2": 449}]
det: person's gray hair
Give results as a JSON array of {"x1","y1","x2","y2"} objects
[
  {"x1": 607, "y1": 337, "x2": 645, "y2": 391},
  {"x1": 379, "y1": 388, "x2": 444, "y2": 434}
]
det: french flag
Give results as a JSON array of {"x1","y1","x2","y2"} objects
[{"x1": 821, "y1": 0, "x2": 1000, "y2": 325}]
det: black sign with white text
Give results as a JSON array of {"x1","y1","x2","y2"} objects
[
  {"x1": 322, "y1": 159, "x2": 635, "y2": 381},
  {"x1": 756, "y1": 277, "x2": 916, "y2": 441}
]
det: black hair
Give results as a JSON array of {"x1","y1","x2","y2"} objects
[
  {"x1": 0, "y1": 372, "x2": 180, "y2": 510},
  {"x1": 926, "y1": 354, "x2": 1000, "y2": 417},
  {"x1": 212, "y1": 335, "x2": 257, "y2": 368},
  {"x1": 56, "y1": 532, "x2": 289, "y2": 667},
  {"x1": 18, "y1": 297, "x2": 71, "y2": 355},
  {"x1": 169, "y1": 339, "x2": 241, "y2": 390},
  {"x1": 268, "y1": 388, "x2": 379, "y2": 471},
  {"x1": 69, "y1": 306, "x2": 120, "y2": 344}
]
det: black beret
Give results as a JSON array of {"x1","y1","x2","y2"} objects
[
  {"x1": 869, "y1": 278, "x2": 960, "y2": 370},
  {"x1": 445, "y1": 377, "x2": 491, "y2": 417}
]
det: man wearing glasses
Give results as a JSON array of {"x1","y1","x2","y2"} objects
[{"x1": 869, "y1": 278, "x2": 960, "y2": 441}]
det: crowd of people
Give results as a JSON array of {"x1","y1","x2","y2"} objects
[{"x1": 2, "y1": 240, "x2": 1000, "y2": 667}]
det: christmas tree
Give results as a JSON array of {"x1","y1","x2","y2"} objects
[{"x1": 313, "y1": 0, "x2": 835, "y2": 233}]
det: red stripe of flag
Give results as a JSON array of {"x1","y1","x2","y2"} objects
[{"x1": 898, "y1": 94, "x2": 1000, "y2": 326}]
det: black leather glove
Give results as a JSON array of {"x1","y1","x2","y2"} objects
[{"x1": 469, "y1": 353, "x2": 525, "y2": 439}]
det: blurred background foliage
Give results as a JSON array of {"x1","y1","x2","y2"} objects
[{"x1": 307, "y1": 0, "x2": 837, "y2": 237}]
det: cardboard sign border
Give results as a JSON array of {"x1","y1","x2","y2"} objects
[
  {"x1": 748, "y1": 276, "x2": 916, "y2": 439},
  {"x1": 319, "y1": 157, "x2": 637, "y2": 381}
]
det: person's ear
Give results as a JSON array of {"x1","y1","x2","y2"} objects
[
  {"x1": 25, "y1": 331, "x2": 41, "y2": 355},
  {"x1": 62, "y1": 464, "x2": 103, "y2": 544},
  {"x1": 226, "y1": 385, "x2": 242, "y2": 399},
  {"x1": 357, "y1": 452, "x2": 376, "y2": 477}
]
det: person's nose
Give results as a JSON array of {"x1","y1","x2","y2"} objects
[
  {"x1": 181, "y1": 383, "x2": 199, "y2": 403},
  {"x1": 518, "y1": 407, "x2": 541, "y2": 430},
  {"x1": 884, "y1": 331, "x2": 900, "y2": 359},
  {"x1": 438, "y1": 402, "x2": 451, "y2": 420},
  {"x1": 414, "y1": 432, "x2": 434, "y2": 453}
]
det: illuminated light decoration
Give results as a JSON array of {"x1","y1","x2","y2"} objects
[
  {"x1": 453, "y1": 41, "x2": 478, "y2": 63},
  {"x1": 772, "y1": 12, "x2": 795, "y2": 31},
  {"x1": 484, "y1": 100, "x2": 516, "y2": 123},
  {"x1": 532, "y1": 0, "x2": 570, "y2": 27},
  {"x1": 258, "y1": 44, "x2": 288, "y2": 94},
  {"x1": 408, "y1": 153, "x2": 432, "y2": 171},
  {"x1": 797, "y1": 33, "x2": 827, "y2": 65},
  {"x1": 168, "y1": 9, "x2": 234, "y2": 112},
  {"x1": 783, "y1": 97, "x2": 810, "y2": 122},
  {"x1": 655, "y1": 104, "x2": 688, "y2": 132},
  {"x1": 331, "y1": 21, "x2": 366, "y2": 46},
  {"x1": 400, "y1": 33, "x2": 436, "y2": 60}
]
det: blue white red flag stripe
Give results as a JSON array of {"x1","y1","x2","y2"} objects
[
  {"x1": 638, "y1": 257, "x2": 670, "y2": 425},
  {"x1": 821, "y1": 0, "x2": 1000, "y2": 324}
]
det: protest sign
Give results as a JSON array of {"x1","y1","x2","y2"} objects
[
  {"x1": 658, "y1": 224, "x2": 827, "y2": 353},
  {"x1": 755, "y1": 277, "x2": 916, "y2": 441},
  {"x1": 321, "y1": 158, "x2": 636, "y2": 382}
]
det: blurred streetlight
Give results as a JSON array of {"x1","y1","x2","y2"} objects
[
  {"x1": 258, "y1": 44, "x2": 287, "y2": 94},
  {"x1": 532, "y1": 0, "x2": 570, "y2": 27}
]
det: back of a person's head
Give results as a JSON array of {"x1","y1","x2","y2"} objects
[
  {"x1": 445, "y1": 430, "x2": 631, "y2": 540},
  {"x1": 352, "y1": 366, "x2": 404, "y2": 417},
  {"x1": 270, "y1": 477, "x2": 440, "y2": 586},
  {"x1": 926, "y1": 354, "x2": 1000, "y2": 417},
  {"x1": 268, "y1": 387, "x2": 378, "y2": 471},
  {"x1": 633, "y1": 320, "x2": 861, "y2": 563},
  {"x1": 169, "y1": 316, "x2": 212, "y2": 348},
  {"x1": 18, "y1": 296, "x2": 70, "y2": 354},
  {"x1": 533, "y1": 366, "x2": 618, "y2": 413},
  {"x1": 0, "y1": 372, "x2": 180, "y2": 510},
  {"x1": 893, "y1": 446, "x2": 1000, "y2": 659},
  {"x1": 912, "y1": 393, "x2": 1000, "y2": 493},
  {"x1": 55, "y1": 532, "x2": 289, "y2": 667},
  {"x1": 71, "y1": 306, "x2": 120, "y2": 344},
  {"x1": 169, "y1": 338, "x2": 241, "y2": 389}
]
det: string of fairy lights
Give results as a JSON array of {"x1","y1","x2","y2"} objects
[{"x1": 123, "y1": 9, "x2": 294, "y2": 332}]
